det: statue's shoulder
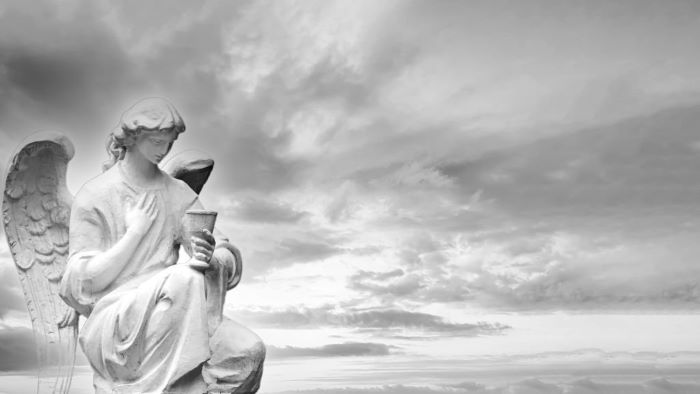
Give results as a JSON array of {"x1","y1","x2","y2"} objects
[
  {"x1": 73, "y1": 165, "x2": 122, "y2": 205},
  {"x1": 162, "y1": 170, "x2": 199, "y2": 205}
]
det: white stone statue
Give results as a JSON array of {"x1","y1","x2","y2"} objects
[{"x1": 3, "y1": 97, "x2": 265, "y2": 394}]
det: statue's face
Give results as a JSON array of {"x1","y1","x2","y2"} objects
[{"x1": 132, "y1": 130, "x2": 178, "y2": 165}]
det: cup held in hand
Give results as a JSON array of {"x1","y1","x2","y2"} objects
[{"x1": 183, "y1": 209, "x2": 217, "y2": 270}]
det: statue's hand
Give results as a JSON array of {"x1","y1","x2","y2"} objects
[
  {"x1": 125, "y1": 194, "x2": 157, "y2": 235},
  {"x1": 57, "y1": 308, "x2": 78, "y2": 328},
  {"x1": 191, "y1": 228, "x2": 216, "y2": 264}
]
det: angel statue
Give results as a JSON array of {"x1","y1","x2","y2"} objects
[{"x1": 3, "y1": 97, "x2": 266, "y2": 394}]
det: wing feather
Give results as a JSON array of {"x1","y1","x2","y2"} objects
[
  {"x1": 161, "y1": 150, "x2": 214, "y2": 195},
  {"x1": 3, "y1": 132, "x2": 77, "y2": 394}
]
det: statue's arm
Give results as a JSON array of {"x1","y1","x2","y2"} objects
[
  {"x1": 77, "y1": 194, "x2": 157, "y2": 292},
  {"x1": 213, "y1": 239, "x2": 243, "y2": 290},
  {"x1": 62, "y1": 191, "x2": 157, "y2": 312},
  {"x1": 78, "y1": 226, "x2": 145, "y2": 292}
]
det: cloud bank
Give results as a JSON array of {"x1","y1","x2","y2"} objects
[
  {"x1": 269, "y1": 378, "x2": 700, "y2": 394},
  {"x1": 234, "y1": 306, "x2": 509, "y2": 337}
]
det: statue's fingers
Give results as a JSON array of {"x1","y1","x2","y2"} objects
[
  {"x1": 201, "y1": 229, "x2": 216, "y2": 245},
  {"x1": 194, "y1": 249, "x2": 208, "y2": 259},
  {"x1": 146, "y1": 194, "x2": 157, "y2": 212},
  {"x1": 57, "y1": 312, "x2": 67, "y2": 326},
  {"x1": 137, "y1": 193, "x2": 148, "y2": 209},
  {"x1": 146, "y1": 195, "x2": 157, "y2": 215},
  {"x1": 57, "y1": 308, "x2": 76, "y2": 328},
  {"x1": 194, "y1": 243, "x2": 213, "y2": 256},
  {"x1": 192, "y1": 238, "x2": 214, "y2": 252}
]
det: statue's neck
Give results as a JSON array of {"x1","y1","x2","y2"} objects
[{"x1": 120, "y1": 150, "x2": 161, "y2": 187}]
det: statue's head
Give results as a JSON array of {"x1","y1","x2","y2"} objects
[{"x1": 104, "y1": 97, "x2": 186, "y2": 170}]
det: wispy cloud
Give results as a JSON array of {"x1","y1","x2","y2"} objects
[
  {"x1": 268, "y1": 378, "x2": 700, "y2": 394},
  {"x1": 226, "y1": 195, "x2": 310, "y2": 224},
  {"x1": 234, "y1": 306, "x2": 509, "y2": 337},
  {"x1": 268, "y1": 342, "x2": 395, "y2": 358}
]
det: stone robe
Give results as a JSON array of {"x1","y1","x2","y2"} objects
[{"x1": 60, "y1": 163, "x2": 265, "y2": 393}]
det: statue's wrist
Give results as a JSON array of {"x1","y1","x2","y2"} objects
[
  {"x1": 126, "y1": 226, "x2": 147, "y2": 237},
  {"x1": 212, "y1": 247, "x2": 234, "y2": 274}
]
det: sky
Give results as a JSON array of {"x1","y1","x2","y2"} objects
[{"x1": 2, "y1": 0, "x2": 700, "y2": 393}]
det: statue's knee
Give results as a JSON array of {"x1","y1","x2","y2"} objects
[
  {"x1": 211, "y1": 319, "x2": 266, "y2": 364},
  {"x1": 162, "y1": 265, "x2": 205, "y2": 297},
  {"x1": 249, "y1": 337, "x2": 266, "y2": 364}
]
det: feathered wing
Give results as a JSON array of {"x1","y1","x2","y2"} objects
[
  {"x1": 2, "y1": 132, "x2": 77, "y2": 394},
  {"x1": 161, "y1": 149, "x2": 214, "y2": 195}
]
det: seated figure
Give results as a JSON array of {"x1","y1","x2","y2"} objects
[{"x1": 59, "y1": 97, "x2": 265, "y2": 393}]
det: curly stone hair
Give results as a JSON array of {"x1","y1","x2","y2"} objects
[{"x1": 103, "y1": 97, "x2": 186, "y2": 171}]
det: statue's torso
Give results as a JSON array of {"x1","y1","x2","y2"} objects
[{"x1": 67, "y1": 164, "x2": 199, "y2": 305}]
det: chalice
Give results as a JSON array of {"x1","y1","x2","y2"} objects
[{"x1": 183, "y1": 209, "x2": 217, "y2": 270}]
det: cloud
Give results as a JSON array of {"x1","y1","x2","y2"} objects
[
  {"x1": 0, "y1": 0, "x2": 137, "y2": 137},
  {"x1": 267, "y1": 378, "x2": 700, "y2": 394},
  {"x1": 251, "y1": 237, "x2": 345, "y2": 267},
  {"x1": 3, "y1": 0, "x2": 700, "y2": 323},
  {"x1": 267, "y1": 342, "x2": 395, "y2": 359},
  {"x1": 0, "y1": 327, "x2": 36, "y2": 371},
  {"x1": 258, "y1": 348, "x2": 700, "y2": 394},
  {"x1": 349, "y1": 270, "x2": 423, "y2": 298},
  {"x1": 0, "y1": 235, "x2": 29, "y2": 318},
  {"x1": 0, "y1": 276, "x2": 26, "y2": 318},
  {"x1": 227, "y1": 195, "x2": 310, "y2": 224},
  {"x1": 439, "y1": 105, "x2": 700, "y2": 220},
  {"x1": 459, "y1": 230, "x2": 700, "y2": 311},
  {"x1": 333, "y1": 106, "x2": 700, "y2": 311},
  {"x1": 346, "y1": 229, "x2": 700, "y2": 311},
  {"x1": 268, "y1": 386, "x2": 479, "y2": 394},
  {"x1": 233, "y1": 306, "x2": 509, "y2": 337}
]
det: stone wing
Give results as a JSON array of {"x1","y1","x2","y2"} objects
[
  {"x1": 3, "y1": 132, "x2": 77, "y2": 394},
  {"x1": 161, "y1": 150, "x2": 214, "y2": 195}
]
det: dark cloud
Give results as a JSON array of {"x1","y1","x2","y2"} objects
[
  {"x1": 233, "y1": 306, "x2": 509, "y2": 337},
  {"x1": 0, "y1": 279, "x2": 27, "y2": 318},
  {"x1": 249, "y1": 237, "x2": 345, "y2": 272},
  {"x1": 228, "y1": 196, "x2": 310, "y2": 224},
  {"x1": 267, "y1": 342, "x2": 395, "y2": 359},
  {"x1": 0, "y1": 238, "x2": 30, "y2": 318},
  {"x1": 345, "y1": 244, "x2": 471, "y2": 305},
  {"x1": 0, "y1": 1, "x2": 136, "y2": 135},
  {"x1": 440, "y1": 105, "x2": 700, "y2": 221},
  {"x1": 0, "y1": 326, "x2": 36, "y2": 371},
  {"x1": 0, "y1": 0, "x2": 298, "y2": 195}
]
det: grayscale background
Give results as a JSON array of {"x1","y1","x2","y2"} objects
[{"x1": 1, "y1": 1, "x2": 699, "y2": 393}]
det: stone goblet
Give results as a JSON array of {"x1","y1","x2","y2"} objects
[{"x1": 183, "y1": 209, "x2": 218, "y2": 270}]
